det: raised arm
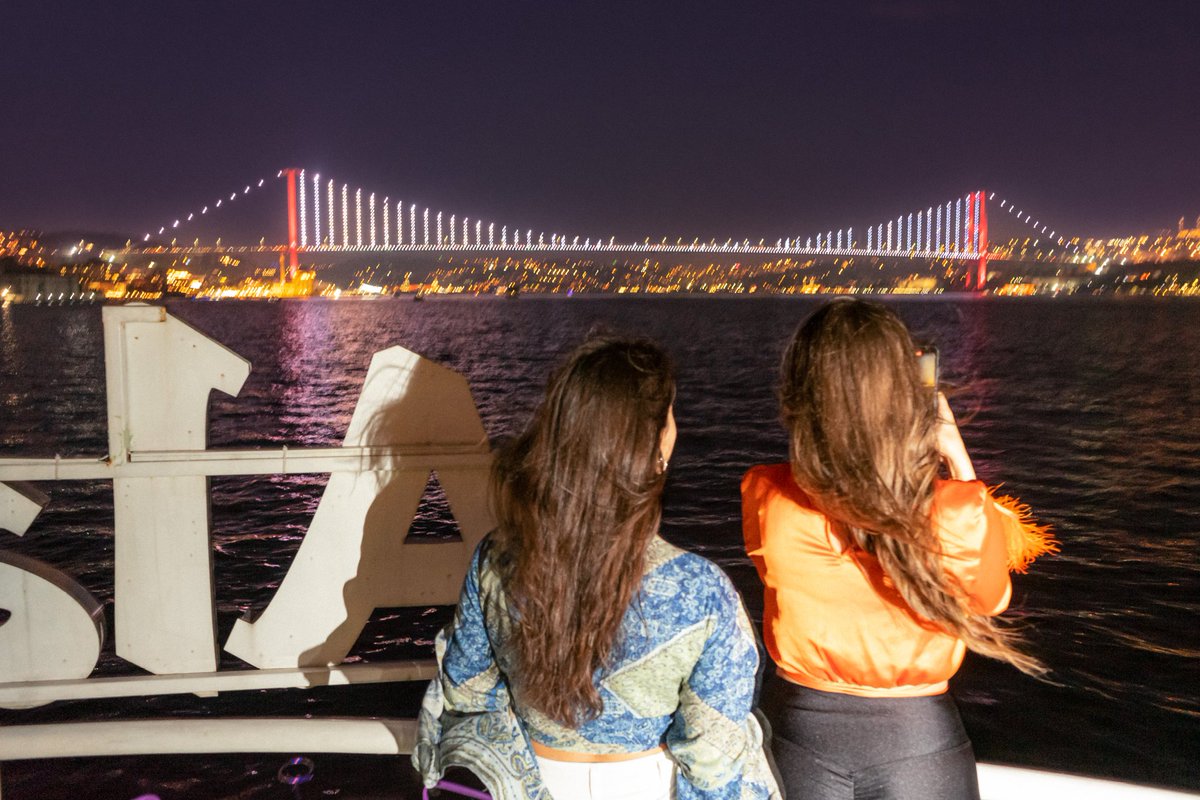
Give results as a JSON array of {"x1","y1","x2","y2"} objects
[
  {"x1": 934, "y1": 394, "x2": 1056, "y2": 613},
  {"x1": 936, "y1": 392, "x2": 975, "y2": 481}
]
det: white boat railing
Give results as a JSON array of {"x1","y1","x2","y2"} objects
[
  {"x1": 0, "y1": 718, "x2": 418, "y2": 760},
  {"x1": 0, "y1": 661, "x2": 436, "y2": 707},
  {"x1": 977, "y1": 764, "x2": 1199, "y2": 799}
]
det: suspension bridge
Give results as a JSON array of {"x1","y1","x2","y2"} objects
[{"x1": 113, "y1": 168, "x2": 1083, "y2": 291}]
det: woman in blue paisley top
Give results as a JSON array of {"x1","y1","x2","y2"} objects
[{"x1": 414, "y1": 336, "x2": 779, "y2": 800}]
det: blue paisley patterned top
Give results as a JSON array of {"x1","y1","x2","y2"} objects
[{"x1": 413, "y1": 535, "x2": 781, "y2": 800}]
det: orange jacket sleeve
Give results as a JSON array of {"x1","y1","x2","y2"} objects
[{"x1": 935, "y1": 480, "x2": 1014, "y2": 616}]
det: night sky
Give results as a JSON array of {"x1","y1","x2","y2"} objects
[{"x1": 4, "y1": 0, "x2": 1198, "y2": 245}]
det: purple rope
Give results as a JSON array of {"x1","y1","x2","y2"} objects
[{"x1": 422, "y1": 779, "x2": 492, "y2": 799}]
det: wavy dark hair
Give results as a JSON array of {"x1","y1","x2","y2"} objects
[
  {"x1": 780, "y1": 299, "x2": 1043, "y2": 675},
  {"x1": 491, "y1": 335, "x2": 675, "y2": 726}
]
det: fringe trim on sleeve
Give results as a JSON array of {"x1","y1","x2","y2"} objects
[{"x1": 989, "y1": 489, "x2": 1059, "y2": 573}]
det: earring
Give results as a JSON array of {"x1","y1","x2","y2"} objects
[{"x1": 656, "y1": 453, "x2": 668, "y2": 475}]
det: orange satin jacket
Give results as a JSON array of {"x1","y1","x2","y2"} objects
[{"x1": 742, "y1": 463, "x2": 1050, "y2": 698}]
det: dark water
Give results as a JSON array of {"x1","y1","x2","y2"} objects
[{"x1": 1, "y1": 296, "x2": 1198, "y2": 797}]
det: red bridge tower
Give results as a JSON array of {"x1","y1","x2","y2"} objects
[
  {"x1": 967, "y1": 190, "x2": 989, "y2": 291},
  {"x1": 282, "y1": 167, "x2": 301, "y2": 283}
]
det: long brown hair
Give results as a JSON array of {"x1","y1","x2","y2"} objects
[
  {"x1": 780, "y1": 299, "x2": 1043, "y2": 675},
  {"x1": 491, "y1": 335, "x2": 675, "y2": 726}
]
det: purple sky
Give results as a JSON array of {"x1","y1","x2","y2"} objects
[{"x1": 3, "y1": 0, "x2": 1198, "y2": 245}]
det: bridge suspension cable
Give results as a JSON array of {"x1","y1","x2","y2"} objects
[
  {"x1": 991, "y1": 193, "x2": 1083, "y2": 256},
  {"x1": 140, "y1": 175, "x2": 274, "y2": 242}
]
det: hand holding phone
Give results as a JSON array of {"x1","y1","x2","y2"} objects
[{"x1": 915, "y1": 345, "x2": 939, "y2": 409}]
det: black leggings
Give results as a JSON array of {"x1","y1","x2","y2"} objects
[{"x1": 761, "y1": 674, "x2": 980, "y2": 800}]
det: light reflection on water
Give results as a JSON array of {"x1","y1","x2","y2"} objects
[{"x1": 0, "y1": 296, "x2": 1197, "y2": 796}]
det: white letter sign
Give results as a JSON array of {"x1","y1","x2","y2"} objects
[
  {"x1": 0, "y1": 306, "x2": 494, "y2": 709},
  {"x1": 104, "y1": 306, "x2": 250, "y2": 675}
]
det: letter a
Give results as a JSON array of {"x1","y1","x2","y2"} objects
[{"x1": 224, "y1": 346, "x2": 493, "y2": 668}]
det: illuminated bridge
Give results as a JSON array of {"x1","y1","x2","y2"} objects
[{"x1": 112, "y1": 168, "x2": 1082, "y2": 290}]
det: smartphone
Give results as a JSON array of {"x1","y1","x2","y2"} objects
[{"x1": 914, "y1": 344, "x2": 939, "y2": 407}]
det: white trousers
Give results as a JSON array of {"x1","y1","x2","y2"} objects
[{"x1": 535, "y1": 751, "x2": 675, "y2": 800}]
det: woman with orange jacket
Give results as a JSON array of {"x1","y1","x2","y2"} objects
[{"x1": 742, "y1": 299, "x2": 1055, "y2": 799}]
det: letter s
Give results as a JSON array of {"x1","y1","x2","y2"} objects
[{"x1": 0, "y1": 482, "x2": 104, "y2": 709}]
